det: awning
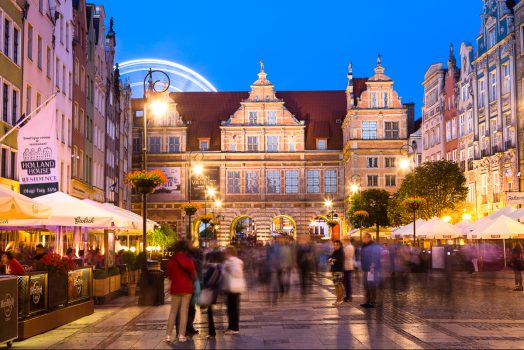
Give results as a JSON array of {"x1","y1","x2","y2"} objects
[{"x1": 0, "y1": 186, "x2": 51, "y2": 220}]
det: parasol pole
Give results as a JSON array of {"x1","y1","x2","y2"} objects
[{"x1": 503, "y1": 238, "x2": 507, "y2": 268}]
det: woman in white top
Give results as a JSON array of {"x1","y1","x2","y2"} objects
[
  {"x1": 223, "y1": 245, "x2": 246, "y2": 335},
  {"x1": 343, "y1": 237, "x2": 355, "y2": 302}
]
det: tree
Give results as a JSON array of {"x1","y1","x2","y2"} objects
[
  {"x1": 147, "y1": 223, "x2": 176, "y2": 250},
  {"x1": 388, "y1": 160, "x2": 468, "y2": 226},
  {"x1": 347, "y1": 189, "x2": 390, "y2": 242}
]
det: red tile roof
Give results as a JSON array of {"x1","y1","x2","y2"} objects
[{"x1": 153, "y1": 79, "x2": 369, "y2": 151}]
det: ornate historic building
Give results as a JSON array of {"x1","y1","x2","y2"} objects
[
  {"x1": 422, "y1": 63, "x2": 446, "y2": 162},
  {"x1": 515, "y1": 0, "x2": 524, "y2": 191},
  {"x1": 131, "y1": 59, "x2": 413, "y2": 243},
  {"x1": 342, "y1": 56, "x2": 412, "y2": 196},
  {"x1": 443, "y1": 45, "x2": 460, "y2": 164}
]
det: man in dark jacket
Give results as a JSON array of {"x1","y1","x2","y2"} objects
[{"x1": 360, "y1": 233, "x2": 382, "y2": 308}]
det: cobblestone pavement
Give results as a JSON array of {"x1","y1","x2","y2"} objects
[{"x1": 13, "y1": 270, "x2": 524, "y2": 349}]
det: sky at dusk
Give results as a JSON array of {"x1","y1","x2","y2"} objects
[{"x1": 103, "y1": 0, "x2": 481, "y2": 117}]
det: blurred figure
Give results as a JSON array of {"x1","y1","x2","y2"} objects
[
  {"x1": 278, "y1": 238, "x2": 292, "y2": 295},
  {"x1": 65, "y1": 248, "x2": 77, "y2": 259},
  {"x1": 185, "y1": 241, "x2": 203, "y2": 336},
  {"x1": 165, "y1": 240, "x2": 196, "y2": 343},
  {"x1": 510, "y1": 242, "x2": 523, "y2": 291},
  {"x1": 360, "y1": 233, "x2": 382, "y2": 308},
  {"x1": 94, "y1": 248, "x2": 104, "y2": 269},
  {"x1": 202, "y1": 251, "x2": 224, "y2": 339},
  {"x1": 1, "y1": 251, "x2": 25, "y2": 275},
  {"x1": 343, "y1": 237, "x2": 355, "y2": 302},
  {"x1": 32, "y1": 244, "x2": 47, "y2": 261},
  {"x1": 329, "y1": 240, "x2": 345, "y2": 306},
  {"x1": 223, "y1": 245, "x2": 246, "y2": 335},
  {"x1": 296, "y1": 236, "x2": 314, "y2": 295}
]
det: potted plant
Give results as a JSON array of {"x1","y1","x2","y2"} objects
[
  {"x1": 181, "y1": 203, "x2": 199, "y2": 216},
  {"x1": 402, "y1": 197, "x2": 426, "y2": 211},
  {"x1": 122, "y1": 251, "x2": 139, "y2": 296},
  {"x1": 93, "y1": 269, "x2": 109, "y2": 297},
  {"x1": 200, "y1": 213, "x2": 213, "y2": 224},
  {"x1": 125, "y1": 169, "x2": 167, "y2": 194},
  {"x1": 39, "y1": 253, "x2": 75, "y2": 309},
  {"x1": 326, "y1": 218, "x2": 338, "y2": 227},
  {"x1": 108, "y1": 266, "x2": 121, "y2": 293}
]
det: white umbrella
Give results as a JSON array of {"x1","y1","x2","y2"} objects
[
  {"x1": 508, "y1": 207, "x2": 524, "y2": 222},
  {"x1": 84, "y1": 200, "x2": 142, "y2": 230},
  {"x1": 0, "y1": 191, "x2": 114, "y2": 228},
  {"x1": 0, "y1": 186, "x2": 51, "y2": 220},
  {"x1": 455, "y1": 215, "x2": 492, "y2": 235},
  {"x1": 416, "y1": 217, "x2": 462, "y2": 239},
  {"x1": 487, "y1": 205, "x2": 516, "y2": 220},
  {"x1": 468, "y1": 215, "x2": 524, "y2": 240},
  {"x1": 391, "y1": 218, "x2": 426, "y2": 239}
]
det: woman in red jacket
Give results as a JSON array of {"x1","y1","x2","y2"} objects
[{"x1": 165, "y1": 240, "x2": 196, "y2": 343}]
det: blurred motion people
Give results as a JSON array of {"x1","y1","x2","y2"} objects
[
  {"x1": 360, "y1": 233, "x2": 382, "y2": 308},
  {"x1": 511, "y1": 242, "x2": 523, "y2": 291},
  {"x1": 343, "y1": 237, "x2": 355, "y2": 302},
  {"x1": 1, "y1": 251, "x2": 25, "y2": 275},
  {"x1": 223, "y1": 245, "x2": 246, "y2": 335}
]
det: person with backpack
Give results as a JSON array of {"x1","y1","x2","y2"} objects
[
  {"x1": 201, "y1": 250, "x2": 224, "y2": 339},
  {"x1": 165, "y1": 241, "x2": 196, "y2": 343}
]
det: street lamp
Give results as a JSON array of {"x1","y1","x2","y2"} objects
[
  {"x1": 185, "y1": 150, "x2": 204, "y2": 240},
  {"x1": 349, "y1": 174, "x2": 362, "y2": 242},
  {"x1": 141, "y1": 68, "x2": 170, "y2": 257},
  {"x1": 400, "y1": 143, "x2": 418, "y2": 244},
  {"x1": 324, "y1": 199, "x2": 338, "y2": 240}
]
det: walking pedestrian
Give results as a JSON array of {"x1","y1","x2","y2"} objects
[
  {"x1": 360, "y1": 233, "x2": 382, "y2": 308},
  {"x1": 223, "y1": 245, "x2": 246, "y2": 335},
  {"x1": 165, "y1": 241, "x2": 196, "y2": 343},
  {"x1": 329, "y1": 240, "x2": 345, "y2": 306},
  {"x1": 511, "y1": 242, "x2": 523, "y2": 291},
  {"x1": 343, "y1": 237, "x2": 355, "y2": 302},
  {"x1": 202, "y1": 251, "x2": 224, "y2": 339}
]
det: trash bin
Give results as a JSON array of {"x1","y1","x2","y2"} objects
[
  {"x1": 138, "y1": 261, "x2": 165, "y2": 306},
  {"x1": 0, "y1": 275, "x2": 18, "y2": 348}
]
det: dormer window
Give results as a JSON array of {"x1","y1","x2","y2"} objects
[
  {"x1": 265, "y1": 96, "x2": 269, "y2": 101},
  {"x1": 199, "y1": 139, "x2": 209, "y2": 151},
  {"x1": 384, "y1": 92, "x2": 388, "y2": 108},
  {"x1": 255, "y1": 95, "x2": 259, "y2": 101},
  {"x1": 316, "y1": 138, "x2": 327, "y2": 150},
  {"x1": 371, "y1": 92, "x2": 377, "y2": 108},
  {"x1": 487, "y1": 27, "x2": 496, "y2": 48},
  {"x1": 248, "y1": 111, "x2": 257, "y2": 125},
  {"x1": 267, "y1": 111, "x2": 277, "y2": 125}
]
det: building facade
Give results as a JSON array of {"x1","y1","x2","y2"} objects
[
  {"x1": 422, "y1": 63, "x2": 446, "y2": 162},
  {"x1": 342, "y1": 57, "x2": 412, "y2": 195},
  {"x1": 443, "y1": 45, "x2": 460, "y2": 164},
  {"x1": 0, "y1": 0, "x2": 23, "y2": 190},
  {"x1": 515, "y1": 0, "x2": 524, "y2": 191}
]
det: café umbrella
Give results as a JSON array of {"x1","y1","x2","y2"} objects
[
  {"x1": 0, "y1": 186, "x2": 52, "y2": 220},
  {"x1": 391, "y1": 218, "x2": 426, "y2": 239},
  {"x1": 0, "y1": 191, "x2": 114, "y2": 228},
  {"x1": 415, "y1": 217, "x2": 463, "y2": 239}
]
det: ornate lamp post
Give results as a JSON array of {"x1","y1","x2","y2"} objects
[
  {"x1": 400, "y1": 143, "x2": 419, "y2": 245},
  {"x1": 184, "y1": 150, "x2": 204, "y2": 240},
  {"x1": 349, "y1": 174, "x2": 362, "y2": 241},
  {"x1": 324, "y1": 199, "x2": 338, "y2": 240},
  {"x1": 141, "y1": 68, "x2": 169, "y2": 256}
]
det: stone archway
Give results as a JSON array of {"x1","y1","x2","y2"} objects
[
  {"x1": 270, "y1": 215, "x2": 297, "y2": 240},
  {"x1": 230, "y1": 215, "x2": 257, "y2": 243}
]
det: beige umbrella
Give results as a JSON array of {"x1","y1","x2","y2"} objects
[
  {"x1": 0, "y1": 186, "x2": 51, "y2": 220},
  {"x1": 416, "y1": 217, "x2": 462, "y2": 239}
]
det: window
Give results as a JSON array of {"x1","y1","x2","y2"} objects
[
  {"x1": 489, "y1": 70, "x2": 497, "y2": 101},
  {"x1": 13, "y1": 27, "x2": 19, "y2": 64},
  {"x1": 316, "y1": 138, "x2": 327, "y2": 150},
  {"x1": 267, "y1": 111, "x2": 276, "y2": 125},
  {"x1": 325, "y1": 170, "x2": 337, "y2": 193},
  {"x1": 384, "y1": 92, "x2": 388, "y2": 108},
  {"x1": 227, "y1": 171, "x2": 241, "y2": 193},
  {"x1": 46, "y1": 47, "x2": 51, "y2": 78},
  {"x1": 385, "y1": 175, "x2": 396, "y2": 187},
  {"x1": 384, "y1": 121, "x2": 399, "y2": 139},
  {"x1": 371, "y1": 92, "x2": 377, "y2": 108},
  {"x1": 479, "y1": 79, "x2": 485, "y2": 107},
  {"x1": 307, "y1": 170, "x2": 320, "y2": 193},
  {"x1": 493, "y1": 171, "x2": 500, "y2": 195},
  {"x1": 37, "y1": 36, "x2": 42, "y2": 69},
  {"x1": 367, "y1": 157, "x2": 378, "y2": 168},
  {"x1": 362, "y1": 121, "x2": 377, "y2": 139},
  {"x1": 502, "y1": 64, "x2": 511, "y2": 95},
  {"x1": 66, "y1": 23, "x2": 69, "y2": 51},
  {"x1": 435, "y1": 125, "x2": 441, "y2": 144},
  {"x1": 74, "y1": 59, "x2": 79, "y2": 85},
  {"x1": 73, "y1": 103, "x2": 78, "y2": 129},
  {"x1": 385, "y1": 157, "x2": 396, "y2": 168},
  {"x1": 285, "y1": 170, "x2": 299, "y2": 193},
  {"x1": 60, "y1": 113, "x2": 65, "y2": 143},
  {"x1": 367, "y1": 175, "x2": 378, "y2": 187},
  {"x1": 168, "y1": 136, "x2": 180, "y2": 153},
  {"x1": 446, "y1": 121, "x2": 451, "y2": 141},
  {"x1": 467, "y1": 111, "x2": 473, "y2": 134},
  {"x1": 267, "y1": 170, "x2": 280, "y2": 193},
  {"x1": 149, "y1": 137, "x2": 161, "y2": 153},
  {"x1": 288, "y1": 141, "x2": 295, "y2": 152},
  {"x1": 55, "y1": 59, "x2": 60, "y2": 88},
  {"x1": 246, "y1": 171, "x2": 259, "y2": 193},
  {"x1": 247, "y1": 136, "x2": 258, "y2": 151},
  {"x1": 451, "y1": 117, "x2": 457, "y2": 139},
  {"x1": 4, "y1": 19, "x2": 10, "y2": 57},
  {"x1": 488, "y1": 27, "x2": 496, "y2": 48},
  {"x1": 461, "y1": 84, "x2": 468, "y2": 101},
  {"x1": 248, "y1": 111, "x2": 257, "y2": 125},
  {"x1": 62, "y1": 65, "x2": 66, "y2": 93},
  {"x1": 199, "y1": 139, "x2": 209, "y2": 151},
  {"x1": 267, "y1": 135, "x2": 278, "y2": 152},
  {"x1": 2, "y1": 83, "x2": 9, "y2": 123},
  {"x1": 39, "y1": 0, "x2": 44, "y2": 13},
  {"x1": 459, "y1": 114, "x2": 465, "y2": 137},
  {"x1": 132, "y1": 138, "x2": 141, "y2": 153},
  {"x1": 27, "y1": 25, "x2": 33, "y2": 60},
  {"x1": 11, "y1": 89, "x2": 18, "y2": 125},
  {"x1": 26, "y1": 85, "x2": 31, "y2": 115},
  {"x1": 230, "y1": 143, "x2": 236, "y2": 152}
]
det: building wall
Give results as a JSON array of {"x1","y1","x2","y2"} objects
[
  {"x1": 422, "y1": 64, "x2": 446, "y2": 162},
  {"x1": 0, "y1": 0, "x2": 23, "y2": 190},
  {"x1": 515, "y1": 1, "x2": 524, "y2": 191},
  {"x1": 443, "y1": 45, "x2": 460, "y2": 163}
]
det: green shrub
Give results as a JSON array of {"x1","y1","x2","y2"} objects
[
  {"x1": 122, "y1": 251, "x2": 136, "y2": 266},
  {"x1": 93, "y1": 269, "x2": 108, "y2": 279},
  {"x1": 108, "y1": 266, "x2": 120, "y2": 276}
]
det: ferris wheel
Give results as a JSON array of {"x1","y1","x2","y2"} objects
[{"x1": 118, "y1": 58, "x2": 217, "y2": 97}]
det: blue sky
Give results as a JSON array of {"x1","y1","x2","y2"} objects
[{"x1": 103, "y1": 0, "x2": 481, "y2": 117}]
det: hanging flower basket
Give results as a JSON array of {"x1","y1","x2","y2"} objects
[
  {"x1": 200, "y1": 213, "x2": 213, "y2": 224},
  {"x1": 402, "y1": 197, "x2": 426, "y2": 211},
  {"x1": 353, "y1": 210, "x2": 369, "y2": 218},
  {"x1": 326, "y1": 219, "x2": 338, "y2": 227},
  {"x1": 126, "y1": 170, "x2": 167, "y2": 194},
  {"x1": 181, "y1": 203, "x2": 199, "y2": 216}
]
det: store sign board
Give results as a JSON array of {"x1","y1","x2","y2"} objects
[
  {"x1": 190, "y1": 167, "x2": 220, "y2": 201},
  {"x1": 28, "y1": 274, "x2": 47, "y2": 315},
  {"x1": 68, "y1": 268, "x2": 91, "y2": 303},
  {"x1": 506, "y1": 192, "x2": 524, "y2": 205},
  {"x1": 0, "y1": 277, "x2": 17, "y2": 343}
]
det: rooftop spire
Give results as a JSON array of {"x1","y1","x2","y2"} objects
[
  {"x1": 377, "y1": 53, "x2": 381, "y2": 67},
  {"x1": 348, "y1": 61, "x2": 353, "y2": 75},
  {"x1": 448, "y1": 43, "x2": 457, "y2": 67},
  {"x1": 260, "y1": 59, "x2": 265, "y2": 73}
]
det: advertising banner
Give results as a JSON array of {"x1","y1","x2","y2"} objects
[
  {"x1": 17, "y1": 99, "x2": 59, "y2": 198},
  {"x1": 506, "y1": 192, "x2": 524, "y2": 205},
  {"x1": 68, "y1": 268, "x2": 91, "y2": 304},
  {"x1": 149, "y1": 167, "x2": 181, "y2": 193},
  {"x1": 0, "y1": 276, "x2": 17, "y2": 343},
  {"x1": 28, "y1": 273, "x2": 47, "y2": 315},
  {"x1": 190, "y1": 167, "x2": 219, "y2": 200}
]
